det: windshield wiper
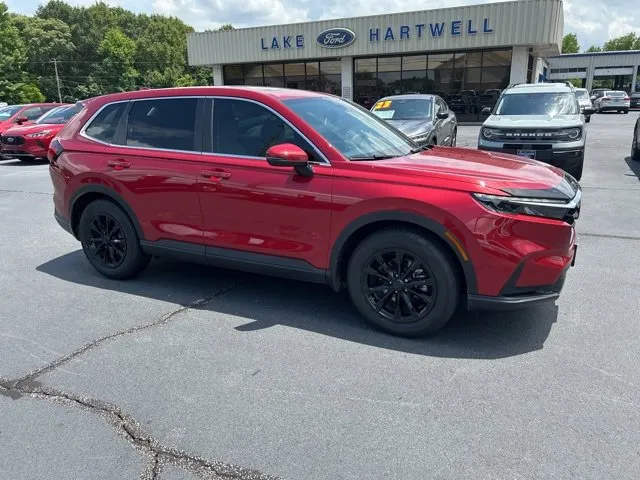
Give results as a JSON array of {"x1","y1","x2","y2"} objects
[
  {"x1": 349, "y1": 154, "x2": 398, "y2": 161},
  {"x1": 409, "y1": 144, "x2": 434, "y2": 153}
]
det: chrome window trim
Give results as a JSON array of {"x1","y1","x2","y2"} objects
[{"x1": 209, "y1": 95, "x2": 331, "y2": 166}]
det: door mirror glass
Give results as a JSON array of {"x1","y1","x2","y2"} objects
[
  {"x1": 15, "y1": 116, "x2": 29, "y2": 124},
  {"x1": 436, "y1": 111, "x2": 449, "y2": 119},
  {"x1": 266, "y1": 143, "x2": 309, "y2": 167},
  {"x1": 481, "y1": 107, "x2": 492, "y2": 116}
]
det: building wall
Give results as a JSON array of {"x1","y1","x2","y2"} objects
[
  {"x1": 187, "y1": 0, "x2": 563, "y2": 67},
  {"x1": 549, "y1": 51, "x2": 640, "y2": 91}
]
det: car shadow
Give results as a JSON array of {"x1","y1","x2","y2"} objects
[
  {"x1": 624, "y1": 156, "x2": 640, "y2": 181},
  {"x1": 0, "y1": 159, "x2": 48, "y2": 167},
  {"x1": 37, "y1": 251, "x2": 558, "y2": 360}
]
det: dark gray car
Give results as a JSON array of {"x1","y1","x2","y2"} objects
[{"x1": 370, "y1": 94, "x2": 457, "y2": 147}]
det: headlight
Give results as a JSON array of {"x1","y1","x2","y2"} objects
[
  {"x1": 557, "y1": 128, "x2": 581, "y2": 140},
  {"x1": 472, "y1": 191, "x2": 581, "y2": 223},
  {"x1": 481, "y1": 127, "x2": 500, "y2": 139},
  {"x1": 410, "y1": 132, "x2": 431, "y2": 142},
  {"x1": 26, "y1": 130, "x2": 52, "y2": 138}
]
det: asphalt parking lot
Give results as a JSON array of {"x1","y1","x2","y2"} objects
[{"x1": 2, "y1": 112, "x2": 640, "y2": 480}]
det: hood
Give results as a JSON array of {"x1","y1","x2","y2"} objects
[
  {"x1": 385, "y1": 119, "x2": 434, "y2": 138},
  {"x1": 2, "y1": 123, "x2": 64, "y2": 136},
  {"x1": 365, "y1": 146, "x2": 576, "y2": 197},
  {"x1": 484, "y1": 114, "x2": 582, "y2": 128}
]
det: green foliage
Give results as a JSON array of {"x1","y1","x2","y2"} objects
[
  {"x1": 0, "y1": 0, "x2": 216, "y2": 102},
  {"x1": 602, "y1": 33, "x2": 640, "y2": 51},
  {"x1": 562, "y1": 33, "x2": 580, "y2": 54},
  {"x1": 586, "y1": 45, "x2": 602, "y2": 53}
]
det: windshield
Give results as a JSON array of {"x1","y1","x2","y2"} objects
[
  {"x1": 495, "y1": 92, "x2": 579, "y2": 115},
  {"x1": 606, "y1": 91, "x2": 626, "y2": 97},
  {"x1": 576, "y1": 90, "x2": 589, "y2": 99},
  {"x1": 283, "y1": 96, "x2": 415, "y2": 160},
  {"x1": 371, "y1": 98, "x2": 432, "y2": 120},
  {"x1": 0, "y1": 105, "x2": 22, "y2": 120},
  {"x1": 36, "y1": 105, "x2": 79, "y2": 125}
]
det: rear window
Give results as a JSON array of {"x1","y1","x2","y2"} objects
[
  {"x1": 84, "y1": 102, "x2": 127, "y2": 144},
  {"x1": 630, "y1": 93, "x2": 640, "y2": 98},
  {"x1": 606, "y1": 91, "x2": 626, "y2": 97},
  {"x1": 125, "y1": 98, "x2": 198, "y2": 152}
]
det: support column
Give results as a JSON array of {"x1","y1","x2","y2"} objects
[
  {"x1": 632, "y1": 65, "x2": 639, "y2": 92},
  {"x1": 585, "y1": 66, "x2": 594, "y2": 92},
  {"x1": 340, "y1": 56, "x2": 353, "y2": 101},
  {"x1": 212, "y1": 65, "x2": 223, "y2": 86},
  {"x1": 509, "y1": 46, "x2": 529, "y2": 84}
]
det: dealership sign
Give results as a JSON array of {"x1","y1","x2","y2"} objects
[
  {"x1": 315, "y1": 28, "x2": 356, "y2": 48},
  {"x1": 260, "y1": 18, "x2": 494, "y2": 51}
]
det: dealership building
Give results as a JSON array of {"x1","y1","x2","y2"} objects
[{"x1": 187, "y1": 0, "x2": 564, "y2": 121}]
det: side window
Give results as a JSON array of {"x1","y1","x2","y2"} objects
[
  {"x1": 433, "y1": 99, "x2": 442, "y2": 115},
  {"x1": 212, "y1": 98, "x2": 316, "y2": 160},
  {"x1": 126, "y1": 98, "x2": 199, "y2": 152},
  {"x1": 437, "y1": 99, "x2": 448, "y2": 112},
  {"x1": 21, "y1": 107, "x2": 44, "y2": 120},
  {"x1": 84, "y1": 102, "x2": 127, "y2": 144}
]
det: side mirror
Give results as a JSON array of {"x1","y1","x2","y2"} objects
[
  {"x1": 15, "y1": 116, "x2": 29, "y2": 124},
  {"x1": 266, "y1": 143, "x2": 313, "y2": 177},
  {"x1": 583, "y1": 107, "x2": 595, "y2": 115},
  {"x1": 436, "y1": 111, "x2": 449, "y2": 119},
  {"x1": 481, "y1": 107, "x2": 492, "y2": 116},
  {"x1": 590, "y1": 95, "x2": 596, "y2": 101}
]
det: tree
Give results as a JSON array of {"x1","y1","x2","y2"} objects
[
  {"x1": 586, "y1": 45, "x2": 602, "y2": 53},
  {"x1": 562, "y1": 33, "x2": 580, "y2": 54},
  {"x1": 0, "y1": 2, "x2": 44, "y2": 103},
  {"x1": 96, "y1": 28, "x2": 138, "y2": 93},
  {"x1": 218, "y1": 24, "x2": 234, "y2": 31},
  {"x1": 603, "y1": 33, "x2": 640, "y2": 51}
]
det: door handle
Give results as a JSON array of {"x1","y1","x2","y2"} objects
[
  {"x1": 201, "y1": 169, "x2": 231, "y2": 180},
  {"x1": 107, "y1": 159, "x2": 130, "y2": 170}
]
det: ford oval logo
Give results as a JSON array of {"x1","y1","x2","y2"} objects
[{"x1": 315, "y1": 28, "x2": 356, "y2": 48}]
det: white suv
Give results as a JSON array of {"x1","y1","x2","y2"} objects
[{"x1": 477, "y1": 83, "x2": 593, "y2": 181}]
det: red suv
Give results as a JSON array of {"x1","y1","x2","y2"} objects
[
  {"x1": 49, "y1": 87, "x2": 580, "y2": 337},
  {"x1": 1, "y1": 104, "x2": 79, "y2": 161},
  {"x1": 0, "y1": 103, "x2": 61, "y2": 134}
]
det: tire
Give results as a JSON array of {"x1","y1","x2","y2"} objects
[
  {"x1": 347, "y1": 229, "x2": 460, "y2": 337},
  {"x1": 584, "y1": 116, "x2": 590, "y2": 124},
  {"x1": 567, "y1": 159, "x2": 584, "y2": 181},
  {"x1": 623, "y1": 109, "x2": 629, "y2": 114},
  {"x1": 632, "y1": 133, "x2": 640, "y2": 161},
  {"x1": 78, "y1": 199, "x2": 150, "y2": 279}
]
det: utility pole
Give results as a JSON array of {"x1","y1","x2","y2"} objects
[{"x1": 53, "y1": 59, "x2": 62, "y2": 103}]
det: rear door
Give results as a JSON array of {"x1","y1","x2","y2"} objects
[{"x1": 81, "y1": 97, "x2": 205, "y2": 246}]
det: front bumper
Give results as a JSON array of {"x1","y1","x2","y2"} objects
[
  {"x1": 1, "y1": 140, "x2": 49, "y2": 160},
  {"x1": 478, "y1": 144, "x2": 584, "y2": 171}
]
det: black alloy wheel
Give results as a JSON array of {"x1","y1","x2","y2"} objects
[
  {"x1": 87, "y1": 213, "x2": 127, "y2": 268},
  {"x1": 362, "y1": 249, "x2": 437, "y2": 323},
  {"x1": 78, "y1": 199, "x2": 150, "y2": 279},
  {"x1": 347, "y1": 229, "x2": 460, "y2": 337}
]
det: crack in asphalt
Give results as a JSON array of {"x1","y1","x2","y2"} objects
[
  {"x1": 4, "y1": 283, "x2": 239, "y2": 389},
  {"x1": 0, "y1": 281, "x2": 281, "y2": 480}
]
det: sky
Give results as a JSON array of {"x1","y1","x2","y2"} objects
[{"x1": 5, "y1": 0, "x2": 640, "y2": 51}]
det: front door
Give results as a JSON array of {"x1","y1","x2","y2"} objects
[{"x1": 198, "y1": 97, "x2": 333, "y2": 271}]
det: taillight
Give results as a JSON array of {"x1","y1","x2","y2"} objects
[
  {"x1": 47, "y1": 138, "x2": 64, "y2": 164},
  {"x1": 624, "y1": 97, "x2": 630, "y2": 101}
]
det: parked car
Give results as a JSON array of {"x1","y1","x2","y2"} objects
[
  {"x1": 478, "y1": 82, "x2": 592, "y2": 181},
  {"x1": 0, "y1": 103, "x2": 61, "y2": 134},
  {"x1": 589, "y1": 88, "x2": 608, "y2": 102},
  {"x1": 593, "y1": 90, "x2": 630, "y2": 113},
  {"x1": 1, "y1": 104, "x2": 78, "y2": 161},
  {"x1": 630, "y1": 92, "x2": 640, "y2": 110},
  {"x1": 49, "y1": 87, "x2": 581, "y2": 337},
  {"x1": 370, "y1": 94, "x2": 457, "y2": 146},
  {"x1": 632, "y1": 114, "x2": 640, "y2": 161},
  {"x1": 574, "y1": 88, "x2": 593, "y2": 123}
]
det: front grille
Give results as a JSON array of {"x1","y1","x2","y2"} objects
[
  {"x1": 1, "y1": 135, "x2": 25, "y2": 145},
  {"x1": 494, "y1": 129, "x2": 567, "y2": 141}
]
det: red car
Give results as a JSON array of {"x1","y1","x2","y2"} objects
[
  {"x1": 49, "y1": 87, "x2": 581, "y2": 337},
  {"x1": 0, "y1": 103, "x2": 61, "y2": 134},
  {"x1": 1, "y1": 104, "x2": 79, "y2": 161}
]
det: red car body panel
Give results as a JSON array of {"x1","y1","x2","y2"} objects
[{"x1": 50, "y1": 87, "x2": 578, "y2": 302}]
